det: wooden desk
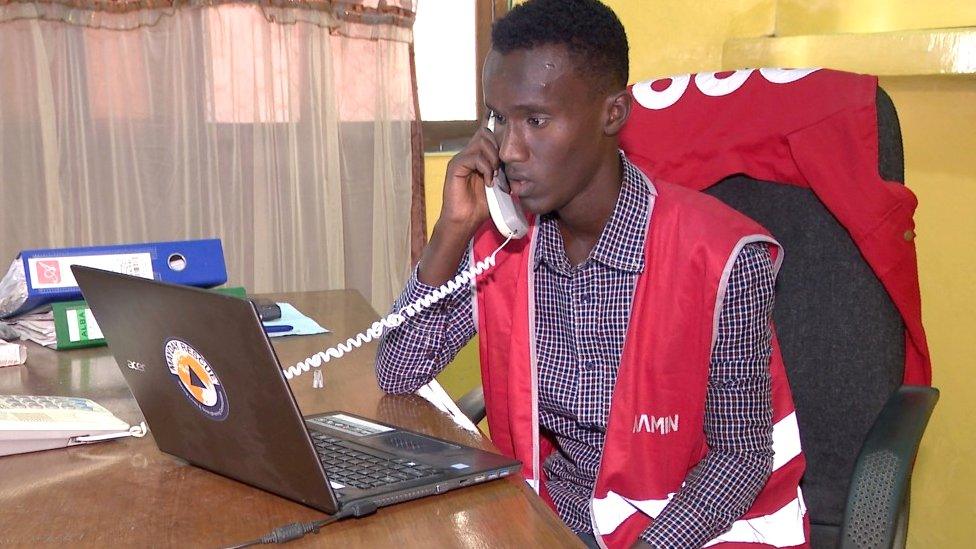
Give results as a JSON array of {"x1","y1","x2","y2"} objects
[{"x1": 0, "y1": 290, "x2": 579, "y2": 548}]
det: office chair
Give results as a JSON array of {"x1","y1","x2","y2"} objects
[{"x1": 457, "y1": 69, "x2": 938, "y2": 549}]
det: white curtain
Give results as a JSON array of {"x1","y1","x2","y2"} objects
[{"x1": 0, "y1": 1, "x2": 418, "y2": 312}]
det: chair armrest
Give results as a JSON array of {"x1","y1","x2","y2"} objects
[
  {"x1": 840, "y1": 385, "x2": 939, "y2": 549},
  {"x1": 456, "y1": 385, "x2": 486, "y2": 425}
]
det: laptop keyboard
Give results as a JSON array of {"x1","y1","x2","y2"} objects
[{"x1": 310, "y1": 432, "x2": 440, "y2": 491}]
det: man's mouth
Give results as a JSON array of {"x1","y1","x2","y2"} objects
[{"x1": 508, "y1": 178, "x2": 530, "y2": 197}]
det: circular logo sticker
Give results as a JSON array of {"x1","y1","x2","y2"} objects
[{"x1": 164, "y1": 338, "x2": 229, "y2": 421}]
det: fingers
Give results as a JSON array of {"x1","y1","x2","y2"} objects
[
  {"x1": 476, "y1": 127, "x2": 501, "y2": 187},
  {"x1": 449, "y1": 127, "x2": 500, "y2": 188},
  {"x1": 474, "y1": 155, "x2": 496, "y2": 190}
]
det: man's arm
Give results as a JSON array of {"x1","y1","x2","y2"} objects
[
  {"x1": 376, "y1": 120, "x2": 503, "y2": 393},
  {"x1": 637, "y1": 243, "x2": 776, "y2": 548},
  {"x1": 375, "y1": 252, "x2": 478, "y2": 394}
]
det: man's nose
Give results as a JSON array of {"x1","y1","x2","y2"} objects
[{"x1": 498, "y1": 125, "x2": 528, "y2": 165}]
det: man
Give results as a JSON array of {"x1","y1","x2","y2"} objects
[{"x1": 377, "y1": 1, "x2": 807, "y2": 547}]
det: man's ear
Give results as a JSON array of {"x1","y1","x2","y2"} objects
[{"x1": 603, "y1": 89, "x2": 632, "y2": 136}]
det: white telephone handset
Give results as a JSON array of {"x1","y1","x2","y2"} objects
[
  {"x1": 0, "y1": 394, "x2": 148, "y2": 456},
  {"x1": 484, "y1": 116, "x2": 529, "y2": 239},
  {"x1": 283, "y1": 115, "x2": 528, "y2": 385}
]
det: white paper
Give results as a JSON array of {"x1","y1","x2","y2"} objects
[
  {"x1": 67, "y1": 308, "x2": 103, "y2": 342},
  {"x1": 415, "y1": 379, "x2": 480, "y2": 434},
  {"x1": 0, "y1": 340, "x2": 26, "y2": 367},
  {"x1": 3, "y1": 312, "x2": 56, "y2": 347}
]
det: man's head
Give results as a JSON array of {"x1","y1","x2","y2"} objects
[
  {"x1": 492, "y1": 0, "x2": 628, "y2": 95},
  {"x1": 483, "y1": 0, "x2": 631, "y2": 220}
]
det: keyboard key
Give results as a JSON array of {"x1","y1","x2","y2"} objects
[{"x1": 311, "y1": 434, "x2": 442, "y2": 490}]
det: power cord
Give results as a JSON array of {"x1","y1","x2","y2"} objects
[{"x1": 224, "y1": 501, "x2": 378, "y2": 548}]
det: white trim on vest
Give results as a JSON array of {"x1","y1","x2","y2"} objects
[
  {"x1": 711, "y1": 234, "x2": 782, "y2": 353},
  {"x1": 526, "y1": 224, "x2": 542, "y2": 494},
  {"x1": 772, "y1": 411, "x2": 802, "y2": 471},
  {"x1": 591, "y1": 412, "x2": 803, "y2": 536},
  {"x1": 469, "y1": 242, "x2": 479, "y2": 332},
  {"x1": 592, "y1": 490, "x2": 675, "y2": 535},
  {"x1": 592, "y1": 487, "x2": 807, "y2": 547},
  {"x1": 703, "y1": 488, "x2": 808, "y2": 547},
  {"x1": 589, "y1": 166, "x2": 659, "y2": 549}
]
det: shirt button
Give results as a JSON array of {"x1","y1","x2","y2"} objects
[
  {"x1": 583, "y1": 360, "x2": 598, "y2": 371},
  {"x1": 579, "y1": 294, "x2": 592, "y2": 303}
]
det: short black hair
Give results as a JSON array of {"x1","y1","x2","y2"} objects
[{"x1": 491, "y1": 0, "x2": 629, "y2": 93}]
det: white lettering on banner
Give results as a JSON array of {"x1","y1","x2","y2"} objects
[
  {"x1": 632, "y1": 414, "x2": 679, "y2": 434},
  {"x1": 631, "y1": 74, "x2": 690, "y2": 110},
  {"x1": 694, "y1": 69, "x2": 755, "y2": 97},
  {"x1": 633, "y1": 68, "x2": 821, "y2": 110},
  {"x1": 759, "y1": 67, "x2": 820, "y2": 84}
]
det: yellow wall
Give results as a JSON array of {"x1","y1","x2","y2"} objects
[
  {"x1": 423, "y1": 1, "x2": 975, "y2": 545},
  {"x1": 423, "y1": 153, "x2": 483, "y2": 400},
  {"x1": 878, "y1": 75, "x2": 976, "y2": 547},
  {"x1": 723, "y1": 27, "x2": 976, "y2": 76},
  {"x1": 616, "y1": 3, "x2": 976, "y2": 545},
  {"x1": 776, "y1": 0, "x2": 976, "y2": 35},
  {"x1": 599, "y1": 0, "x2": 775, "y2": 80},
  {"x1": 509, "y1": 0, "x2": 777, "y2": 80}
]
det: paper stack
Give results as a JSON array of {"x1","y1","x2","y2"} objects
[{"x1": 3, "y1": 311, "x2": 56, "y2": 348}]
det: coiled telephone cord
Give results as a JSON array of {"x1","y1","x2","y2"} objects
[{"x1": 282, "y1": 236, "x2": 513, "y2": 382}]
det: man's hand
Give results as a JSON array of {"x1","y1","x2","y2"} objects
[
  {"x1": 439, "y1": 124, "x2": 499, "y2": 232},
  {"x1": 418, "y1": 125, "x2": 500, "y2": 287},
  {"x1": 630, "y1": 541, "x2": 653, "y2": 549}
]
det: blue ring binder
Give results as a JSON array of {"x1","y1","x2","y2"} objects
[{"x1": 1, "y1": 239, "x2": 228, "y2": 318}]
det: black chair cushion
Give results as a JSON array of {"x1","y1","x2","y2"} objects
[{"x1": 701, "y1": 88, "x2": 906, "y2": 539}]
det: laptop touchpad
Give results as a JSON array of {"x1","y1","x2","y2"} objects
[{"x1": 371, "y1": 432, "x2": 461, "y2": 455}]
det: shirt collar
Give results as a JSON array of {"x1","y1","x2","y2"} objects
[{"x1": 535, "y1": 152, "x2": 651, "y2": 275}]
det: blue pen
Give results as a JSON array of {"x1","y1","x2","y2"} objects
[{"x1": 263, "y1": 324, "x2": 294, "y2": 334}]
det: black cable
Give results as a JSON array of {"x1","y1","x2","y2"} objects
[{"x1": 224, "y1": 501, "x2": 378, "y2": 548}]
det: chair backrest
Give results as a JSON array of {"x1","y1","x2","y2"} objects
[{"x1": 620, "y1": 70, "x2": 906, "y2": 546}]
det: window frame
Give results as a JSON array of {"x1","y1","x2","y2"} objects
[{"x1": 420, "y1": 0, "x2": 508, "y2": 152}]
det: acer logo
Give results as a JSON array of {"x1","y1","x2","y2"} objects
[
  {"x1": 633, "y1": 414, "x2": 679, "y2": 435},
  {"x1": 127, "y1": 360, "x2": 146, "y2": 372}
]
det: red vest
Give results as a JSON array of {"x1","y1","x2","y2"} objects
[
  {"x1": 620, "y1": 68, "x2": 930, "y2": 386},
  {"x1": 472, "y1": 176, "x2": 808, "y2": 548}
]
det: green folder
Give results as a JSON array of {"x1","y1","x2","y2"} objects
[{"x1": 51, "y1": 286, "x2": 247, "y2": 350}]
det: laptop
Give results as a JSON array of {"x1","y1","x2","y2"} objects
[{"x1": 72, "y1": 266, "x2": 520, "y2": 515}]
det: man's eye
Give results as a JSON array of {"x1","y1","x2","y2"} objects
[{"x1": 527, "y1": 117, "x2": 547, "y2": 127}]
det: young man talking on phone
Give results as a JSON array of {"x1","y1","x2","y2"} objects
[{"x1": 376, "y1": 1, "x2": 807, "y2": 547}]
